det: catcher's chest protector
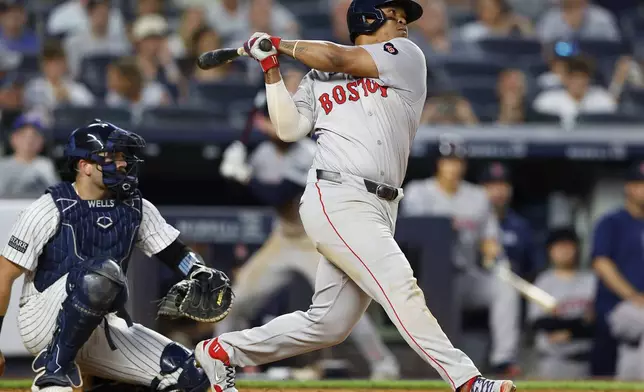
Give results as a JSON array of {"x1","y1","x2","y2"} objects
[{"x1": 34, "y1": 182, "x2": 143, "y2": 292}]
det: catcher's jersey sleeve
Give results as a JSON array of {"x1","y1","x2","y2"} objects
[
  {"x1": 292, "y1": 71, "x2": 318, "y2": 126},
  {"x1": 361, "y1": 37, "x2": 427, "y2": 104},
  {"x1": 1, "y1": 194, "x2": 59, "y2": 272},
  {"x1": 136, "y1": 198, "x2": 180, "y2": 257}
]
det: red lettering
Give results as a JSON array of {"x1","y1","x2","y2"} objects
[
  {"x1": 366, "y1": 80, "x2": 378, "y2": 94},
  {"x1": 332, "y1": 85, "x2": 347, "y2": 104},
  {"x1": 379, "y1": 85, "x2": 389, "y2": 97},
  {"x1": 346, "y1": 82, "x2": 360, "y2": 101},
  {"x1": 356, "y1": 78, "x2": 369, "y2": 96},
  {"x1": 319, "y1": 93, "x2": 333, "y2": 115}
]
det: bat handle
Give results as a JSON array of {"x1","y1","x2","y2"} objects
[{"x1": 258, "y1": 39, "x2": 273, "y2": 52}]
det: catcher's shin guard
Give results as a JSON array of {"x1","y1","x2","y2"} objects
[
  {"x1": 34, "y1": 258, "x2": 127, "y2": 390},
  {"x1": 150, "y1": 343, "x2": 210, "y2": 391}
]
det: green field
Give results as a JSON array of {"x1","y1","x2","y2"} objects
[{"x1": 2, "y1": 379, "x2": 644, "y2": 390}]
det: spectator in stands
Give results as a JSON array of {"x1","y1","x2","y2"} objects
[
  {"x1": 206, "y1": 0, "x2": 299, "y2": 48},
  {"x1": 536, "y1": 0, "x2": 620, "y2": 43},
  {"x1": 0, "y1": 44, "x2": 23, "y2": 111},
  {"x1": 459, "y1": 0, "x2": 533, "y2": 42},
  {"x1": 414, "y1": 0, "x2": 474, "y2": 57},
  {"x1": 0, "y1": 112, "x2": 59, "y2": 198},
  {"x1": 479, "y1": 162, "x2": 541, "y2": 280},
  {"x1": 190, "y1": 27, "x2": 233, "y2": 82},
  {"x1": 609, "y1": 45, "x2": 644, "y2": 100},
  {"x1": 168, "y1": 6, "x2": 206, "y2": 58},
  {"x1": 528, "y1": 228, "x2": 596, "y2": 380},
  {"x1": 421, "y1": 91, "x2": 479, "y2": 125},
  {"x1": 24, "y1": 40, "x2": 95, "y2": 110},
  {"x1": 137, "y1": 0, "x2": 164, "y2": 17},
  {"x1": 245, "y1": 0, "x2": 299, "y2": 45},
  {"x1": 537, "y1": 41, "x2": 578, "y2": 90},
  {"x1": 497, "y1": 68, "x2": 529, "y2": 125},
  {"x1": 0, "y1": 0, "x2": 38, "y2": 54},
  {"x1": 47, "y1": 0, "x2": 127, "y2": 39},
  {"x1": 505, "y1": 0, "x2": 550, "y2": 21},
  {"x1": 591, "y1": 162, "x2": 644, "y2": 380},
  {"x1": 132, "y1": 14, "x2": 183, "y2": 87},
  {"x1": 533, "y1": 56, "x2": 616, "y2": 125},
  {"x1": 106, "y1": 56, "x2": 170, "y2": 117},
  {"x1": 330, "y1": 0, "x2": 351, "y2": 44},
  {"x1": 64, "y1": 0, "x2": 131, "y2": 79}
]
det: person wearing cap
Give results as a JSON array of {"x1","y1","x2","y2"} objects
[
  {"x1": 401, "y1": 138, "x2": 522, "y2": 377},
  {"x1": 23, "y1": 40, "x2": 95, "y2": 110},
  {"x1": 0, "y1": 111, "x2": 59, "y2": 198},
  {"x1": 591, "y1": 161, "x2": 644, "y2": 380},
  {"x1": 479, "y1": 162, "x2": 542, "y2": 281},
  {"x1": 47, "y1": 0, "x2": 126, "y2": 39},
  {"x1": 63, "y1": 0, "x2": 130, "y2": 79},
  {"x1": 0, "y1": 0, "x2": 38, "y2": 54},
  {"x1": 527, "y1": 227, "x2": 596, "y2": 379},
  {"x1": 132, "y1": 13, "x2": 183, "y2": 88}
]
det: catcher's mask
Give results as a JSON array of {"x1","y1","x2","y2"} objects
[{"x1": 64, "y1": 119, "x2": 146, "y2": 199}]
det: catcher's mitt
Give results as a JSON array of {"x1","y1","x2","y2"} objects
[{"x1": 157, "y1": 266, "x2": 233, "y2": 323}]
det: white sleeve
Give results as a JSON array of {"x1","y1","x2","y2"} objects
[
  {"x1": 360, "y1": 37, "x2": 427, "y2": 103},
  {"x1": 136, "y1": 199, "x2": 180, "y2": 257},
  {"x1": 266, "y1": 78, "x2": 314, "y2": 142},
  {"x1": 0, "y1": 195, "x2": 59, "y2": 272}
]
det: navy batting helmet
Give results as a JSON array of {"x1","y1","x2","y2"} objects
[
  {"x1": 347, "y1": 0, "x2": 424, "y2": 44},
  {"x1": 64, "y1": 119, "x2": 146, "y2": 199}
]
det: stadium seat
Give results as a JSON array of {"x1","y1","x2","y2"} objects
[
  {"x1": 302, "y1": 27, "x2": 335, "y2": 41},
  {"x1": 78, "y1": 55, "x2": 119, "y2": 98},
  {"x1": 526, "y1": 111, "x2": 561, "y2": 124},
  {"x1": 53, "y1": 106, "x2": 132, "y2": 133},
  {"x1": 457, "y1": 83, "x2": 498, "y2": 106},
  {"x1": 18, "y1": 54, "x2": 40, "y2": 75},
  {"x1": 193, "y1": 81, "x2": 260, "y2": 108},
  {"x1": 141, "y1": 106, "x2": 226, "y2": 129},
  {"x1": 439, "y1": 58, "x2": 505, "y2": 79},
  {"x1": 294, "y1": 9, "x2": 332, "y2": 30},
  {"x1": 577, "y1": 39, "x2": 631, "y2": 58},
  {"x1": 477, "y1": 37, "x2": 543, "y2": 60},
  {"x1": 576, "y1": 112, "x2": 644, "y2": 124}
]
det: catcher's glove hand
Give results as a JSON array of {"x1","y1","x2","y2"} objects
[{"x1": 157, "y1": 265, "x2": 233, "y2": 323}]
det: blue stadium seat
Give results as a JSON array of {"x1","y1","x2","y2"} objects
[
  {"x1": 141, "y1": 106, "x2": 226, "y2": 129},
  {"x1": 577, "y1": 39, "x2": 631, "y2": 58},
  {"x1": 78, "y1": 55, "x2": 119, "y2": 98},
  {"x1": 526, "y1": 111, "x2": 560, "y2": 124},
  {"x1": 576, "y1": 112, "x2": 644, "y2": 124},
  {"x1": 439, "y1": 58, "x2": 505, "y2": 79},
  {"x1": 18, "y1": 54, "x2": 40, "y2": 75},
  {"x1": 53, "y1": 106, "x2": 132, "y2": 132},
  {"x1": 302, "y1": 27, "x2": 335, "y2": 41},
  {"x1": 477, "y1": 37, "x2": 543, "y2": 60},
  {"x1": 457, "y1": 84, "x2": 498, "y2": 105},
  {"x1": 294, "y1": 10, "x2": 332, "y2": 30},
  {"x1": 193, "y1": 81, "x2": 260, "y2": 108}
]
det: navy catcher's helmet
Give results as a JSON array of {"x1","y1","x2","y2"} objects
[
  {"x1": 347, "y1": 0, "x2": 423, "y2": 43},
  {"x1": 64, "y1": 119, "x2": 146, "y2": 199}
]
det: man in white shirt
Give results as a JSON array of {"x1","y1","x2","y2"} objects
[
  {"x1": 23, "y1": 40, "x2": 95, "y2": 110},
  {"x1": 47, "y1": 0, "x2": 126, "y2": 38},
  {"x1": 533, "y1": 56, "x2": 616, "y2": 124},
  {"x1": 536, "y1": 0, "x2": 620, "y2": 43}
]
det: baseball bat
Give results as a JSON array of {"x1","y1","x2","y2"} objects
[
  {"x1": 492, "y1": 261, "x2": 558, "y2": 312},
  {"x1": 197, "y1": 39, "x2": 273, "y2": 70}
]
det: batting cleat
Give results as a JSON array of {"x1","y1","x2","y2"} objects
[
  {"x1": 458, "y1": 376, "x2": 516, "y2": 392},
  {"x1": 31, "y1": 349, "x2": 83, "y2": 392},
  {"x1": 195, "y1": 338, "x2": 237, "y2": 392}
]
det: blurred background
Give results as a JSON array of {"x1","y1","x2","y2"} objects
[{"x1": 1, "y1": 0, "x2": 644, "y2": 384}]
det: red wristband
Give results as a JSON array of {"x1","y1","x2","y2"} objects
[
  {"x1": 270, "y1": 36, "x2": 282, "y2": 50},
  {"x1": 260, "y1": 55, "x2": 279, "y2": 72}
]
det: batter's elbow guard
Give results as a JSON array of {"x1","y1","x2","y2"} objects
[{"x1": 151, "y1": 343, "x2": 210, "y2": 391}]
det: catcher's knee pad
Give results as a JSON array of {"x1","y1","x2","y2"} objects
[
  {"x1": 151, "y1": 342, "x2": 209, "y2": 392},
  {"x1": 67, "y1": 257, "x2": 128, "y2": 312}
]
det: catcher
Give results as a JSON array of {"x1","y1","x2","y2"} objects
[{"x1": 0, "y1": 120, "x2": 232, "y2": 392}]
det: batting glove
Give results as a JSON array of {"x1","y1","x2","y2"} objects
[
  {"x1": 244, "y1": 32, "x2": 282, "y2": 72},
  {"x1": 220, "y1": 141, "x2": 252, "y2": 183}
]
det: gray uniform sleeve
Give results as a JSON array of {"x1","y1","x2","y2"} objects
[
  {"x1": 360, "y1": 37, "x2": 427, "y2": 104},
  {"x1": 292, "y1": 71, "x2": 317, "y2": 124},
  {"x1": 400, "y1": 181, "x2": 428, "y2": 217},
  {"x1": 482, "y1": 197, "x2": 500, "y2": 241}
]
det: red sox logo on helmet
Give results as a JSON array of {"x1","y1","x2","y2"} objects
[{"x1": 383, "y1": 42, "x2": 398, "y2": 55}]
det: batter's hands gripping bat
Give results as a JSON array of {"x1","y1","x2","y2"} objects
[
  {"x1": 197, "y1": 39, "x2": 273, "y2": 70},
  {"x1": 491, "y1": 260, "x2": 558, "y2": 313}
]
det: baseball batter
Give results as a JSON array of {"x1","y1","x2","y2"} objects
[
  {"x1": 195, "y1": 1, "x2": 516, "y2": 392},
  {"x1": 401, "y1": 140, "x2": 521, "y2": 375},
  {"x1": 216, "y1": 93, "x2": 400, "y2": 379},
  {"x1": 528, "y1": 228, "x2": 596, "y2": 380},
  {"x1": 0, "y1": 120, "x2": 230, "y2": 392}
]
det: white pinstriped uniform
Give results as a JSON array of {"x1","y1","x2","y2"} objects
[
  {"x1": 216, "y1": 139, "x2": 400, "y2": 374},
  {"x1": 1, "y1": 192, "x2": 185, "y2": 388}
]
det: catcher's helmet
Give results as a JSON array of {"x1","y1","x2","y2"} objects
[
  {"x1": 64, "y1": 119, "x2": 146, "y2": 199},
  {"x1": 347, "y1": 0, "x2": 423, "y2": 43}
]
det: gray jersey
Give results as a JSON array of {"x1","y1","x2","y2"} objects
[
  {"x1": 401, "y1": 178, "x2": 500, "y2": 268},
  {"x1": 528, "y1": 269, "x2": 597, "y2": 357},
  {"x1": 0, "y1": 157, "x2": 60, "y2": 198},
  {"x1": 293, "y1": 38, "x2": 427, "y2": 188}
]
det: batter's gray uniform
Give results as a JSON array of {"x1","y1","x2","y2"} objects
[
  {"x1": 215, "y1": 138, "x2": 400, "y2": 376},
  {"x1": 401, "y1": 178, "x2": 521, "y2": 367},
  {"x1": 217, "y1": 37, "x2": 481, "y2": 389},
  {"x1": 528, "y1": 270, "x2": 596, "y2": 379}
]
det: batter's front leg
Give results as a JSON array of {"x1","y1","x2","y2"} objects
[{"x1": 217, "y1": 256, "x2": 372, "y2": 366}]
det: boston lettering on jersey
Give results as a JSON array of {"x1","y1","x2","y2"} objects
[{"x1": 318, "y1": 78, "x2": 389, "y2": 115}]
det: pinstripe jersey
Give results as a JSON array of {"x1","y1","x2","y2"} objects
[{"x1": 1, "y1": 182, "x2": 179, "y2": 305}]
